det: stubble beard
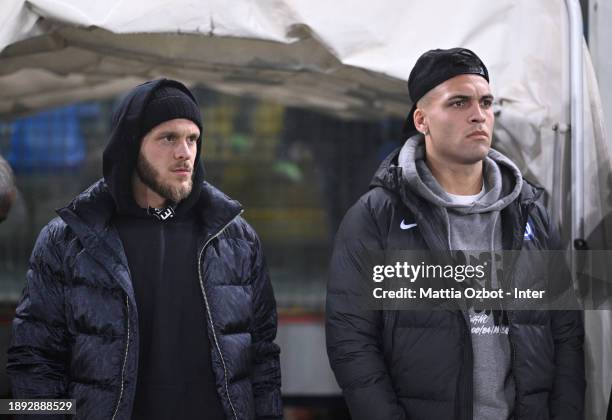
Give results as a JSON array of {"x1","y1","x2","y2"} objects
[{"x1": 136, "y1": 153, "x2": 193, "y2": 204}]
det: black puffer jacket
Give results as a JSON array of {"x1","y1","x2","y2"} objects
[
  {"x1": 7, "y1": 78, "x2": 282, "y2": 420},
  {"x1": 7, "y1": 179, "x2": 282, "y2": 420},
  {"x1": 326, "y1": 150, "x2": 585, "y2": 420}
]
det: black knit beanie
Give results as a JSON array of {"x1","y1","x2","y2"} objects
[{"x1": 140, "y1": 86, "x2": 202, "y2": 138}]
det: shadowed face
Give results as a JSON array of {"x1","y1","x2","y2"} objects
[{"x1": 136, "y1": 118, "x2": 200, "y2": 204}]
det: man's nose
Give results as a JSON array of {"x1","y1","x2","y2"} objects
[
  {"x1": 470, "y1": 104, "x2": 487, "y2": 123},
  {"x1": 174, "y1": 138, "x2": 193, "y2": 159}
]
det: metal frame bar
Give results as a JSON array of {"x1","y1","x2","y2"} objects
[{"x1": 566, "y1": 0, "x2": 585, "y2": 248}]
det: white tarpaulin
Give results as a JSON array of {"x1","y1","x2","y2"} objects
[
  {"x1": 0, "y1": 1, "x2": 610, "y2": 215},
  {"x1": 0, "y1": 0, "x2": 611, "y2": 416},
  {"x1": 0, "y1": 1, "x2": 592, "y2": 122}
]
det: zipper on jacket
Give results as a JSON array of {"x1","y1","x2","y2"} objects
[
  {"x1": 112, "y1": 294, "x2": 130, "y2": 420},
  {"x1": 197, "y1": 212, "x2": 243, "y2": 420},
  {"x1": 507, "y1": 312, "x2": 520, "y2": 419},
  {"x1": 459, "y1": 312, "x2": 473, "y2": 420},
  {"x1": 506, "y1": 203, "x2": 533, "y2": 420}
]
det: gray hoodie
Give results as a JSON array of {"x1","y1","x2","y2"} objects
[
  {"x1": 398, "y1": 134, "x2": 523, "y2": 420},
  {"x1": 398, "y1": 134, "x2": 523, "y2": 252}
]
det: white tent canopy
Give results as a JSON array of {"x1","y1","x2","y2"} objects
[
  {"x1": 2, "y1": 1, "x2": 610, "y2": 260},
  {"x1": 1, "y1": 0, "x2": 610, "y2": 417},
  {"x1": 0, "y1": 1, "x2": 590, "y2": 121},
  {"x1": 1, "y1": 1, "x2": 609, "y2": 219}
]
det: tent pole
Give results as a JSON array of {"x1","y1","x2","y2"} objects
[{"x1": 566, "y1": 0, "x2": 585, "y2": 252}]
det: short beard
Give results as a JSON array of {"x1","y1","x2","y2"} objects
[{"x1": 136, "y1": 153, "x2": 193, "y2": 204}]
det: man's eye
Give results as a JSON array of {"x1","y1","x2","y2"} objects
[
  {"x1": 481, "y1": 99, "x2": 493, "y2": 108},
  {"x1": 451, "y1": 101, "x2": 465, "y2": 108}
]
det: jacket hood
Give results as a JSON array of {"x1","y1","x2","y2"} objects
[
  {"x1": 102, "y1": 78, "x2": 205, "y2": 218},
  {"x1": 371, "y1": 135, "x2": 541, "y2": 209},
  {"x1": 397, "y1": 135, "x2": 523, "y2": 214}
]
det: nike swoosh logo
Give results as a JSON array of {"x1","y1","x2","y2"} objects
[{"x1": 400, "y1": 220, "x2": 417, "y2": 230}]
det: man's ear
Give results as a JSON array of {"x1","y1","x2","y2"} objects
[{"x1": 413, "y1": 108, "x2": 429, "y2": 135}]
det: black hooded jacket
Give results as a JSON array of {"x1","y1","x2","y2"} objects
[
  {"x1": 107, "y1": 79, "x2": 222, "y2": 419},
  {"x1": 7, "y1": 79, "x2": 282, "y2": 419},
  {"x1": 326, "y1": 149, "x2": 585, "y2": 420}
]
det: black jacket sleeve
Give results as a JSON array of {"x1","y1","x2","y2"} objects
[
  {"x1": 548, "y1": 213, "x2": 585, "y2": 418},
  {"x1": 535, "y1": 201, "x2": 586, "y2": 419},
  {"x1": 326, "y1": 198, "x2": 406, "y2": 420},
  {"x1": 7, "y1": 221, "x2": 71, "y2": 418},
  {"x1": 549, "y1": 310, "x2": 585, "y2": 419},
  {"x1": 248, "y1": 229, "x2": 282, "y2": 420}
]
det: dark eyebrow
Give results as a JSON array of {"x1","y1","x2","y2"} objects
[
  {"x1": 157, "y1": 130, "x2": 200, "y2": 138},
  {"x1": 157, "y1": 131, "x2": 179, "y2": 137},
  {"x1": 447, "y1": 94, "x2": 495, "y2": 102},
  {"x1": 447, "y1": 95, "x2": 470, "y2": 102}
]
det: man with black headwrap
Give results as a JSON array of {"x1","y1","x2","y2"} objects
[
  {"x1": 326, "y1": 49, "x2": 585, "y2": 419},
  {"x1": 7, "y1": 79, "x2": 282, "y2": 420}
]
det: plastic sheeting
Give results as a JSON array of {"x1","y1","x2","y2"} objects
[
  {"x1": 0, "y1": 1, "x2": 609, "y2": 216},
  {"x1": 0, "y1": 0, "x2": 610, "y2": 415}
]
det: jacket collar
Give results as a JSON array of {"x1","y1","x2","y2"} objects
[
  {"x1": 371, "y1": 147, "x2": 544, "y2": 251},
  {"x1": 194, "y1": 181, "x2": 244, "y2": 242},
  {"x1": 58, "y1": 178, "x2": 242, "y2": 237},
  {"x1": 55, "y1": 179, "x2": 243, "y2": 300}
]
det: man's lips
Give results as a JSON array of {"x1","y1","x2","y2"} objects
[
  {"x1": 467, "y1": 130, "x2": 489, "y2": 138},
  {"x1": 171, "y1": 168, "x2": 192, "y2": 175}
]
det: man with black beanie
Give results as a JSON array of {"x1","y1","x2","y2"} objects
[
  {"x1": 326, "y1": 48, "x2": 585, "y2": 419},
  {"x1": 7, "y1": 79, "x2": 282, "y2": 420}
]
